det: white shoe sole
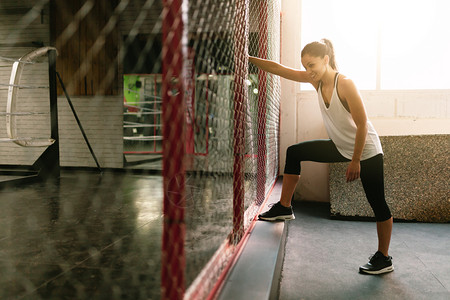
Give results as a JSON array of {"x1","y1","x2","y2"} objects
[
  {"x1": 258, "y1": 214, "x2": 295, "y2": 221},
  {"x1": 359, "y1": 265, "x2": 394, "y2": 275}
]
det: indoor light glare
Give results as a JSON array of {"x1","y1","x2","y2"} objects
[{"x1": 301, "y1": 0, "x2": 450, "y2": 90}]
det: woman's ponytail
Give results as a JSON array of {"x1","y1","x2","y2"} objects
[{"x1": 321, "y1": 38, "x2": 337, "y2": 70}]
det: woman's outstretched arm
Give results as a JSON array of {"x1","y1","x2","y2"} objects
[{"x1": 249, "y1": 56, "x2": 312, "y2": 83}]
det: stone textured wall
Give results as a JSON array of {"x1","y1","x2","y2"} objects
[{"x1": 330, "y1": 135, "x2": 450, "y2": 222}]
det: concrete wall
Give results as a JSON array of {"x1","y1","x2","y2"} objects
[{"x1": 280, "y1": 0, "x2": 450, "y2": 202}]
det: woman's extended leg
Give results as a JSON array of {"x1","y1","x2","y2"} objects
[
  {"x1": 359, "y1": 154, "x2": 393, "y2": 255},
  {"x1": 259, "y1": 139, "x2": 347, "y2": 221},
  {"x1": 359, "y1": 154, "x2": 394, "y2": 274}
]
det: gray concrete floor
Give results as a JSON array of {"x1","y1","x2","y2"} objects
[{"x1": 280, "y1": 201, "x2": 450, "y2": 300}]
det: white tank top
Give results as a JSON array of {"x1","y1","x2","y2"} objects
[{"x1": 318, "y1": 73, "x2": 383, "y2": 160}]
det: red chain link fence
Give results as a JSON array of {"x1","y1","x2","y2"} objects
[{"x1": 162, "y1": 0, "x2": 282, "y2": 299}]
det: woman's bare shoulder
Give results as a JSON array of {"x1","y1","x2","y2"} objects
[{"x1": 337, "y1": 73, "x2": 358, "y2": 93}]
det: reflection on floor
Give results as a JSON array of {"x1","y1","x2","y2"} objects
[{"x1": 0, "y1": 171, "x2": 163, "y2": 299}]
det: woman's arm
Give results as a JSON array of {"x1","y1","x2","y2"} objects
[
  {"x1": 339, "y1": 77, "x2": 368, "y2": 182},
  {"x1": 249, "y1": 56, "x2": 312, "y2": 83}
]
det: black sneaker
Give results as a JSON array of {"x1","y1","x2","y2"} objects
[
  {"x1": 359, "y1": 251, "x2": 394, "y2": 275},
  {"x1": 258, "y1": 201, "x2": 295, "y2": 221}
]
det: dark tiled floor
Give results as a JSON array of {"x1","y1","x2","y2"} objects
[
  {"x1": 280, "y1": 202, "x2": 450, "y2": 300},
  {"x1": 0, "y1": 171, "x2": 163, "y2": 299}
]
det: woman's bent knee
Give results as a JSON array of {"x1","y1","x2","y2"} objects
[{"x1": 284, "y1": 145, "x2": 302, "y2": 175}]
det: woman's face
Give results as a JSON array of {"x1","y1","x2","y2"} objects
[{"x1": 301, "y1": 54, "x2": 328, "y2": 82}]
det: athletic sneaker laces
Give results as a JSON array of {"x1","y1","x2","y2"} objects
[
  {"x1": 258, "y1": 201, "x2": 295, "y2": 221},
  {"x1": 359, "y1": 251, "x2": 394, "y2": 275}
]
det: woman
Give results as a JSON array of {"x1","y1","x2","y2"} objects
[{"x1": 250, "y1": 39, "x2": 394, "y2": 275}]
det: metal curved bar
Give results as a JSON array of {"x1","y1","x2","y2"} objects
[
  {"x1": 6, "y1": 47, "x2": 58, "y2": 147},
  {"x1": 0, "y1": 137, "x2": 56, "y2": 146},
  {"x1": 0, "y1": 55, "x2": 35, "y2": 64}
]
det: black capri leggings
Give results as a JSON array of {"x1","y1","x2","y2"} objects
[{"x1": 284, "y1": 139, "x2": 392, "y2": 222}]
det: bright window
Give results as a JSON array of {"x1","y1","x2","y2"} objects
[{"x1": 300, "y1": 0, "x2": 450, "y2": 90}]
